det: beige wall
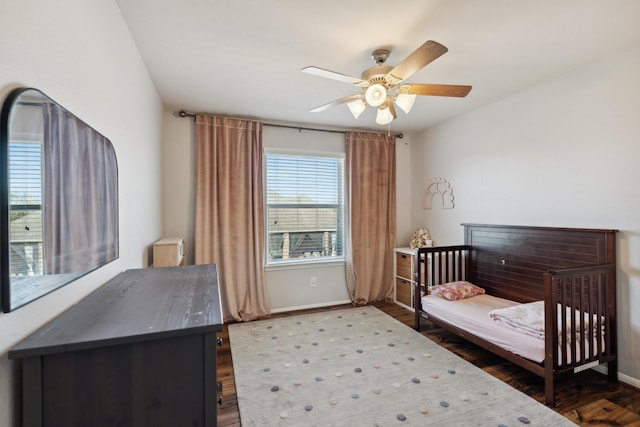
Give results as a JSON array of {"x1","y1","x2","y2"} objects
[
  {"x1": 0, "y1": 1, "x2": 165, "y2": 425},
  {"x1": 395, "y1": 134, "x2": 414, "y2": 246},
  {"x1": 161, "y1": 112, "x2": 195, "y2": 253},
  {"x1": 410, "y1": 46, "x2": 640, "y2": 387}
]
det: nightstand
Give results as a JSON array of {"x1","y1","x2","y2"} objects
[{"x1": 393, "y1": 247, "x2": 430, "y2": 311}]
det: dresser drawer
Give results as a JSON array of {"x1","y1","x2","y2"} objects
[
  {"x1": 395, "y1": 277, "x2": 413, "y2": 307},
  {"x1": 396, "y1": 252, "x2": 413, "y2": 279}
]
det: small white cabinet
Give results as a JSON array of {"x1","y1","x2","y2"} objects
[{"x1": 153, "y1": 237, "x2": 186, "y2": 267}]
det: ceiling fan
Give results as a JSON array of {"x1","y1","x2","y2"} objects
[{"x1": 302, "y1": 40, "x2": 471, "y2": 125}]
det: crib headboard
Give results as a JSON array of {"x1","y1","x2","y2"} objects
[{"x1": 463, "y1": 224, "x2": 617, "y2": 303}]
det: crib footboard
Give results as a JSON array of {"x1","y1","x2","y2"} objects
[
  {"x1": 414, "y1": 245, "x2": 471, "y2": 330},
  {"x1": 543, "y1": 263, "x2": 617, "y2": 405}
]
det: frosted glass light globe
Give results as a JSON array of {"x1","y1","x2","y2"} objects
[{"x1": 365, "y1": 84, "x2": 387, "y2": 107}]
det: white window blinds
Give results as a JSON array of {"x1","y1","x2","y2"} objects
[
  {"x1": 8, "y1": 141, "x2": 44, "y2": 276},
  {"x1": 265, "y1": 153, "x2": 344, "y2": 264}
]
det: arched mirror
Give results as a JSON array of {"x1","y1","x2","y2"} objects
[{"x1": 0, "y1": 88, "x2": 119, "y2": 312}]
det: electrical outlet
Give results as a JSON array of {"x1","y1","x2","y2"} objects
[{"x1": 310, "y1": 276, "x2": 317, "y2": 287}]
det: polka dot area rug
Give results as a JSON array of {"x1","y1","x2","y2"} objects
[{"x1": 228, "y1": 306, "x2": 576, "y2": 427}]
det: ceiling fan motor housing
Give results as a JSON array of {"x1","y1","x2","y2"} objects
[{"x1": 361, "y1": 65, "x2": 393, "y2": 86}]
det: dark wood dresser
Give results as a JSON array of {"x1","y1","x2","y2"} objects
[{"x1": 9, "y1": 264, "x2": 223, "y2": 427}]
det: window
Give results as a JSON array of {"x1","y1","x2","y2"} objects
[
  {"x1": 265, "y1": 152, "x2": 344, "y2": 265},
  {"x1": 8, "y1": 141, "x2": 44, "y2": 277}
]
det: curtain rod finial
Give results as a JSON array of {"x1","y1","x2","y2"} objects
[{"x1": 178, "y1": 110, "x2": 196, "y2": 120}]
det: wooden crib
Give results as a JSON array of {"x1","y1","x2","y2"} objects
[{"x1": 413, "y1": 223, "x2": 617, "y2": 406}]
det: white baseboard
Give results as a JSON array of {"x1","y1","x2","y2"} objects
[
  {"x1": 592, "y1": 364, "x2": 640, "y2": 389},
  {"x1": 270, "y1": 300, "x2": 352, "y2": 314},
  {"x1": 619, "y1": 371, "x2": 640, "y2": 389}
]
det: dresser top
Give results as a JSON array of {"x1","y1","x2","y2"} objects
[{"x1": 9, "y1": 264, "x2": 222, "y2": 359}]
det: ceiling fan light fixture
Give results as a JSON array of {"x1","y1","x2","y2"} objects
[
  {"x1": 365, "y1": 83, "x2": 387, "y2": 107},
  {"x1": 375, "y1": 107, "x2": 393, "y2": 125},
  {"x1": 302, "y1": 41, "x2": 471, "y2": 126},
  {"x1": 347, "y1": 99, "x2": 367, "y2": 119},
  {"x1": 376, "y1": 101, "x2": 395, "y2": 125},
  {"x1": 395, "y1": 92, "x2": 416, "y2": 114}
]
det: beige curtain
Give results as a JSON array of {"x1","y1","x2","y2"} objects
[
  {"x1": 43, "y1": 103, "x2": 119, "y2": 274},
  {"x1": 345, "y1": 131, "x2": 397, "y2": 305},
  {"x1": 194, "y1": 115, "x2": 270, "y2": 322}
]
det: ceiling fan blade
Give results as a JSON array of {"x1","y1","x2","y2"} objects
[
  {"x1": 386, "y1": 41, "x2": 448, "y2": 84},
  {"x1": 309, "y1": 94, "x2": 363, "y2": 112},
  {"x1": 301, "y1": 66, "x2": 366, "y2": 86},
  {"x1": 402, "y1": 83, "x2": 472, "y2": 97}
]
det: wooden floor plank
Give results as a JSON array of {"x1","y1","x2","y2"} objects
[
  {"x1": 564, "y1": 399, "x2": 640, "y2": 427},
  {"x1": 216, "y1": 302, "x2": 640, "y2": 426}
]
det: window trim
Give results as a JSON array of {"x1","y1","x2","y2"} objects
[{"x1": 263, "y1": 148, "x2": 345, "y2": 267}]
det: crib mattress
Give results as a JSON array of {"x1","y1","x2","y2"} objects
[{"x1": 421, "y1": 294, "x2": 545, "y2": 363}]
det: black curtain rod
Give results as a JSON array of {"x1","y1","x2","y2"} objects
[
  {"x1": 264, "y1": 122, "x2": 347, "y2": 135},
  {"x1": 178, "y1": 110, "x2": 403, "y2": 138}
]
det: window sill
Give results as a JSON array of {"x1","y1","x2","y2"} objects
[{"x1": 265, "y1": 258, "x2": 346, "y2": 272}]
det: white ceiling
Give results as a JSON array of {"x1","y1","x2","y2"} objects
[{"x1": 116, "y1": 0, "x2": 640, "y2": 134}]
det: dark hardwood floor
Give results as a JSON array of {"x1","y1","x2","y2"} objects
[{"x1": 217, "y1": 302, "x2": 640, "y2": 426}]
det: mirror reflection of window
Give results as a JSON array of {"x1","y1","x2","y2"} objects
[
  {"x1": 9, "y1": 140, "x2": 43, "y2": 277},
  {"x1": 1, "y1": 88, "x2": 119, "y2": 312}
]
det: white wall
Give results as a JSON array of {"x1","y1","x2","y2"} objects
[
  {"x1": 162, "y1": 112, "x2": 195, "y2": 253},
  {"x1": 410, "y1": 46, "x2": 640, "y2": 386},
  {"x1": 0, "y1": 1, "x2": 164, "y2": 425},
  {"x1": 395, "y1": 134, "x2": 414, "y2": 246}
]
